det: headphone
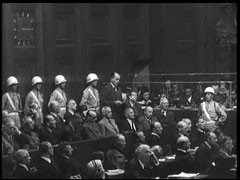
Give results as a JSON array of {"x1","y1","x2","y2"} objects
[{"x1": 91, "y1": 160, "x2": 101, "y2": 174}]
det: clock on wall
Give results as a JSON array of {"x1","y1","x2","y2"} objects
[{"x1": 13, "y1": 12, "x2": 35, "y2": 47}]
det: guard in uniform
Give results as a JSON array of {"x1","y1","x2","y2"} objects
[
  {"x1": 48, "y1": 75, "x2": 68, "y2": 118},
  {"x1": 2, "y1": 76, "x2": 22, "y2": 128},
  {"x1": 80, "y1": 73, "x2": 100, "y2": 115},
  {"x1": 24, "y1": 76, "x2": 44, "y2": 129}
]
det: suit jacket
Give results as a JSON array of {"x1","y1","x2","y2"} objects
[
  {"x1": 98, "y1": 117, "x2": 119, "y2": 137},
  {"x1": 34, "y1": 157, "x2": 61, "y2": 179},
  {"x1": 57, "y1": 155, "x2": 81, "y2": 179},
  {"x1": 175, "y1": 149, "x2": 197, "y2": 173},
  {"x1": 215, "y1": 150, "x2": 236, "y2": 179},
  {"x1": 123, "y1": 157, "x2": 163, "y2": 179},
  {"x1": 51, "y1": 112, "x2": 66, "y2": 130},
  {"x1": 12, "y1": 164, "x2": 32, "y2": 179},
  {"x1": 180, "y1": 94, "x2": 201, "y2": 108},
  {"x1": 20, "y1": 125, "x2": 40, "y2": 150},
  {"x1": 117, "y1": 117, "x2": 138, "y2": 134},
  {"x1": 137, "y1": 115, "x2": 158, "y2": 131},
  {"x1": 189, "y1": 129, "x2": 205, "y2": 148},
  {"x1": 81, "y1": 122, "x2": 103, "y2": 140},
  {"x1": 63, "y1": 121, "x2": 82, "y2": 142},
  {"x1": 64, "y1": 111, "x2": 83, "y2": 125},
  {"x1": 153, "y1": 109, "x2": 175, "y2": 127},
  {"x1": 38, "y1": 127, "x2": 61, "y2": 145},
  {"x1": 195, "y1": 142, "x2": 219, "y2": 173}
]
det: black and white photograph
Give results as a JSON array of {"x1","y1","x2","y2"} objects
[{"x1": 2, "y1": 3, "x2": 237, "y2": 179}]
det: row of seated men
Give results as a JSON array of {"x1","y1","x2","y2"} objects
[{"x1": 2, "y1": 125, "x2": 236, "y2": 179}]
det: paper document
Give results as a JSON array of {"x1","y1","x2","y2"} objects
[{"x1": 168, "y1": 172, "x2": 199, "y2": 178}]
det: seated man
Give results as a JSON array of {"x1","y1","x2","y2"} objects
[
  {"x1": 56, "y1": 142, "x2": 81, "y2": 179},
  {"x1": 2, "y1": 119, "x2": 25, "y2": 155},
  {"x1": 106, "y1": 134, "x2": 128, "y2": 170},
  {"x1": 20, "y1": 116, "x2": 40, "y2": 150},
  {"x1": 39, "y1": 114, "x2": 62, "y2": 145},
  {"x1": 12, "y1": 149, "x2": 37, "y2": 179},
  {"x1": 98, "y1": 106, "x2": 119, "y2": 137},
  {"x1": 117, "y1": 107, "x2": 138, "y2": 133},
  {"x1": 137, "y1": 87, "x2": 153, "y2": 109},
  {"x1": 180, "y1": 86, "x2": 200, "y2": 109},
  {"x1": 214, "y1": 136, "x2": 237, "y2": 179},
  {"x1": 64, "y1": 99, "x2": 83, "y2": 125},
  {"x1": 133, "y1": 130, "x2": 147, "y2": 150},
  {"x1": 34, "y1": 141, "x2": 61, "y2": 179},
  {"x1": 81, "y1": 110, "x2": 103, "y2": 140},
  {"x1": 125, "y1": 91, "x2": 143, "y2": 119},
  {"x1": 175, "y1": 136, "x2": 197, "y2": 173},
  {"x1": 195, "y1": 132, "x2": 219, "y2": 174},
  {"x1": 182, "y1": 118, "x2": 192, "y2": 135},
  {"x1": 49, "y1": 101, "x2": 66, "y2": 131},
  {"x1": 136, "y1": 106, "x2": 158, "y2": 131},
  {"x1": 189, "y1": 117, "x2": 206, "y2": 148},
  {"x1": 151, "y1": 145, "x2": 164, "y2": 159},
  {"x1": 168, "y1": 83, "x2": 182, "y2": 108},
  {"x1": 124, "y1": 144, "x2": 166, "y2": 179}
]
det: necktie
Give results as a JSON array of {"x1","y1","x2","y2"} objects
[{"x1": 131, "y1": 121, "x2": 136, "y2": 131}]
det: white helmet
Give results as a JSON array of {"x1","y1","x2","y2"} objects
[
  {"x1": 32, "y1": 76, "x2": 43, "y2": 86},
  {"x1": 55, "y1": 75, "x2": 67, "y2": 85},
  {"x1": 204, "y1": 87, "x2": 214, "y2": 94},
  {"x1": 86, "y1": 73, "x2": 99, "y2": 84},
  {"x1": 7, "y1": 76, "x2": 19, "y2": 86}
]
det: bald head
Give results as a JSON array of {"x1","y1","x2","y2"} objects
[
  {"x1": 135, "y1": 144, "x2": 152, "y2": 164},
  {"x1": 177, "y1": 136, "x2": 190, "y2": 150}
]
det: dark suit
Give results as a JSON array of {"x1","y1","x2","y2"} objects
[
  {"x1": 81, "y1": 122, "x2": 103, "y2": 140},
  {"x1": 51, "y1": 112, "x2": 66, "y2": 130},
  {"x1": 137, "y1": 115, "x2": 158, "y2": 131},
  {"x1": 153, "y1": 109, "x2": 175, "y2": 127},
  {"x1": 195, "y1": 142, "x2": 219, "y2": 173},
  {"x1": 123, "y1": 157, "x2": 164, "y2": 179},
  {"x1": 189, "y1": 129, "x2": 205, "y2": 148},
  {"x1": 12, "y1": 164, "x2": 31, "y2": 179},
  {"x1": 214, "y1": 150, "x2": 236, "y2": 179},
  {"x1": 34, "y1": 157, "x2": 61, "y2": 179},
  {"x1": 64, "y1": 111, "x2": 83, "y2": 125},
  {"x1": 180, "y1": 94, "x2": 201, "y2": 108},
  {"x1": 57, "y1": 155, "x2": 81, "y2": 179},
  {"x1": 38, "y1": 127, "x2": 61, "y2": 145},
  {"x1": 63, "y1": 120, "x2": 82, "y2": 142},
  {"x1": 117, "y1": 117, "x2": 138, "y2": 134},
  {"x1": 100, "y1": 83, "x2": 123, "y2": 120},
  {"x1": 175, "y1": 149, "x2": 197, "y2": 173}
]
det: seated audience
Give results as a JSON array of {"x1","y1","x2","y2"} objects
[
  {"x1": 12, "y1": 149, "x2": 38, "y2": 179},
  {"x1": 117, "y1": 107, "x2": 138, "y2": 133},
  {"x1": 81, "y1": 110, "x2": 103, "y2": 140},
  {"x1": 195, "y1": 132, "x2": 219, "y2": 174},
  {"x1": 215, "y1": 136, "x2": 237, "y2": 179},
  {"x1": 175, "y1": 136, "x2": 197, "y2": 173},
  {"x1": 136, "y1": 106, "x2": 158, "y2": 131},
  {"x1": 98, "y1": 106, "x2": 119, "y2": 137},
  {"x1": 168, "y1": 83, "x2": 182, "y2": 108},
  {"x1": 189, "y1": 117, "x2": 206, "y2": 148},
  {"x1": 56, "y1": 141, "x2": 81, "y2": 179},
  {"x1": 137, "y1": 86, "x2": 153, "y2": 109},
  {"x1": 34, "y1": 141, "x2": 61, "y2": 179},
  {"x1": 20, "y1": 116, "x2": 40, "y2": 150}
]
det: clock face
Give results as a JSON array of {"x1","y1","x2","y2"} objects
[{"x1": 13, "y1": 12, "x2": 35, "y2": 47}]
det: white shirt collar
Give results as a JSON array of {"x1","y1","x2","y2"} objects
[
  {"x1": 68, "y1": 109, "x2": 74, "y2": 115},
  {"x1": 151, "y1": 132, "x2": 160, "y2": 138},
  {"x1": 41, "y1": 156, "x2": 51, "y2": 164},
  {"x1": 177, "y1": 148, "x2": 187, "y2": 153},
  {"x1": 187, "y1": 96, "x2": 192, "y2": 102},
  {"x1": 138, "y1": 160, "x2": 145, "y2": 169},
  {"x1": 50, "y1": 112, "x2": 58, "y2": 117},
  {"x1": 19, "y1": 163, "x2": 29, "y2": 171},
  {"x1": 110, "y1": 82, "x2": 115, "y2": 89},
  {"x1": 204, "y1": 141, "x2": 211, "y2": 149}
]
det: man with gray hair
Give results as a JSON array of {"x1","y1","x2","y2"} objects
[
  {"x1": 49, "y1": 100, "x2": 66, "y2": 130},
  {"x1": 98, "y1": 106, "x2": 119, "y2": 137},
  {"x1": 12, "y1": 149, "x2": 37, "y2": 178},
  {"x1": 136, "y1": 106, "x2": 158, "y2": 131},
  {"x1": 124, "y1": 144, "x2": 166, "y2": 179}
]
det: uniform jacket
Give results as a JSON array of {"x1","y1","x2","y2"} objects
[
  {"x1": 80, "y1": 86, "x2": 100, "y2": 111},
  {"x1": 2, "y1": 91, "x2": 22, "y2": 113},
  {"x1": 48, "y1": 87, "x2": 67, "y2": 108},
  {"x1": 24, "y1": 89, "x2": 43, "y2": 115}
]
